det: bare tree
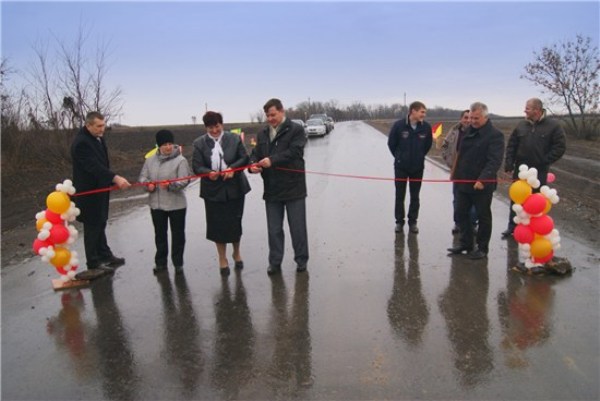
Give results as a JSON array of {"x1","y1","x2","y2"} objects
[
  {"x1": 522, "y1": 34, "x2": 599, "y2": 139},
  {"x1": 18, "y1": 24, "x2": 123, "y2": 130},
  {"x1": 251, "y1": 110, "x2": 264, "y2": 124}
]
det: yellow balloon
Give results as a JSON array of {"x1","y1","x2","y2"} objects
[
  {"x1": 36, "y1": 218, "x2": 48, "y2": 231},
  {"x1": 509, "y1": 180, "x2": 532, "y2": 204},
  {"x1": 530, "y1": 238, "x2": 553, "y2": 258},
  {"x1": 543, "y1": 199, "x2": 552, "y2": 214},
  {"x1": 46, "y1": 191, "x2": 70, "y2": 214},
  {"x1": 51, "y1": 246, "x2": 71, "y2": 267}
]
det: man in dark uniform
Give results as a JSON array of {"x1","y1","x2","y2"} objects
[
  {"x1": 71, "y1": 111, "x2": 131, "y2": 270},
  {"x1": 387, "y1": 101, "x2": 433, "y2": 234},
  {"x1": 447, "y1": 102, "x2": 504, "y2": 260},
  {"x1": 249, "y1": 99, "x2": 308, "y2": 276}
]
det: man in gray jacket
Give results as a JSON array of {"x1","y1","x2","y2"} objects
[
  {"x1": 501, "y1": 98, "x2": 566, "y2": 239},
  {"x1": 441, "y1": 109, "x2": 476, "y2": 234}
]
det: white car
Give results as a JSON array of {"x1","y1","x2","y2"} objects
[{"x1": 305, "y1": 118, "x2": 327, "y2": 137}]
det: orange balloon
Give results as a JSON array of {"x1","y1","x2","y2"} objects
[
  {"x1": 46, "y1": 191, "x2": 70, "y2": 215},
  {"x1": 36, "y1": 218, "x2": 49, "y2": 231},
  {"x1": 509, "y1": 180, "x2": 532, "y2": 204},
  {"x1": 51, "y1": 246, "x2": 71, "y2": 268},
  {"x1": 530, "y1": 238, "x2": 553, "y2": 258}
]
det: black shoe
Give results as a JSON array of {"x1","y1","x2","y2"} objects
[
  {"x1": 451, "y1": 225, "x2": 460, "y2": 234},
  {"x1": 468, "y1": 250, "x2": 488, "y2": 260},
  {"x1": 219, "y1": 266, "x2": 230, "y2": 277},
  {"x1": 409, "y1": 224, "x2": 419, "y2": 234},
  {"x1": 234, "y1": 260, "x2": 244, "y2": 270},
  {"x1": 501, "y1": 229, "x2": 514, "y2": 239},
  {"x1": 296, "y1": 263, "x2": 307, "y2": 273},
  {"x1": 153, "y1": 264, "x2": 167, "y2": 274},
  {"x1": 395, "y1": 223, "x2": 403, "y2": 233},
  {"x1": 102, "y1": 255, "x2": 125, "y2": 268},
  {"x1": 174, "y1": 265, "x2": 184, "y2": 275},
  {"x1": 447, "y1": 246, "x2": 473, "y2": 255},
  {"x1": 267, "y1": 265, "x2": 281, "y2": 276}
]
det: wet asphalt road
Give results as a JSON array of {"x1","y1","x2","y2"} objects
[{"x1": 2, "y1": 121, "x2": 599, "y2": 400}]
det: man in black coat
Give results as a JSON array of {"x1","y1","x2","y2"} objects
[
  {"x1": 387, "y1": 101, "x2": 433, "y2": 234},
  {"x1": 501, "y1": 98, "x2": 566, "y2": 239},
  {"x1": 447, "y1": 102, "x2": 505, "y2": 260},
  {"x1": 71, "y1": 111, "x2": 131, "y2": 269},
  {"x1": 249, "y1": 98, "x2": 308, "y2": 276}
]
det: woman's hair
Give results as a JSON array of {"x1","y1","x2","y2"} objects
[{"x1": 203, "y1": 111, "x2": 223, "y2": 127}]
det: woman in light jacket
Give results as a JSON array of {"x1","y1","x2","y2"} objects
[
  {"x1": 192, "y1": 111, "x2": 251, "y2": 277},
  {"x1": 139, "y1": 129, "x2": 191, "y2": 275}
]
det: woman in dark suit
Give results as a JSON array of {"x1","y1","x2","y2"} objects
[{"x1": 192, "y1": 111, "x2": 251, "y2": 276}]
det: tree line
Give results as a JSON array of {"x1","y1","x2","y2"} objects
[{"x1": 2, "y1": 32, "x2": 598, "y2": 139}]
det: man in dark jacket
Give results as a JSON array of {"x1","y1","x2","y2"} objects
[
  {"x1": 447, "y1": 102, "x2": 505, "y2": 260},
  {"x1": 249, "y1": 98, "x2": 308, "y2": 275},
  {"x1": 71, "y1": 111, "x2": 131, "y2": 270},
  {"x1": 501, "y1": 98, "x2": 566, "y2": 239},
  {"x1": 387, "y1": 101, "x2": 433, "y2": 234}
]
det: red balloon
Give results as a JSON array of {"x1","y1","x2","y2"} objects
[
  {"x1": 55, "y1": 266, "x2": 68, "y2": 275},
  {"x1": 534, "y1": 250, "x2": 554, "y2": 264},
  {"x1": 529, "y1": 215, "x2": 554, "y2": 235},
  {"x1": 522, "y1": 193, "x2": 547, "y2": 215},
  {"x1": 513, "y1": 224, "x2": 534, "y2": 244},
  {"x1": 32, "y1": 238, "x2": 51, "y2": 255},
  {"x1": 49, "y1": 224, "x2": 70, "y2": 245},
  {"x1": 547, "y1": 172, "x2": 556, "y2": 183},
  {"x1": 45, "y1": 209, "x2": 64, "y2": 224}
]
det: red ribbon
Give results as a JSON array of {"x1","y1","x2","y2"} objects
[{"x1": 73, "y1": 164, "x2": 512, "y2": 197}]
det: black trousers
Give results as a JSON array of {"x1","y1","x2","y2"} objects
[
  {"x1": 453, "y1": 183, "x2": 478, "y2": 225},
  {"x1": 394, "y1": 168, "x2": 423, "y2": 225},
  {"x1": 151, "y1": 208, "x2": 187, "y2": 268},
  {"x1": 83, "y1": 221, "x2": 113, "y2": 269},
  {"x1": 265, "y1": 198, "x2": 309, "y2": 267},
  {"x1": 456, "y1": 189, "x2": 494, "y2": 253},
  {"x1": 506, "y1": 166, "x2": 548, "y2": 231}
]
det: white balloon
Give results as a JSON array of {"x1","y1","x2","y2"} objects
[
  {"x1": 519, "y1": 164, "x2": 529, "y2": 172},
  {"x1": 529, "y1": 167, "x2": 538, "y2": 177}
]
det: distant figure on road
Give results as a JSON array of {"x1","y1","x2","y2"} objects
[
  {"x1": 447, "y1": 102, "x2": 504, "y2": 260},
  {"x1": 249, "y1": 98, "x2": 309, "y2": 276},
  {"x1": 71, "y1": 111, "x2": 131, "y2": 270},
  {"x1": 387, "y1": 101, "x2": 433, "y2": 234},
  {"x1": 501, "y1": 98, "x2": 566, "y2": 239},
  {"x1": 441, "y1": 109, "x2": 477, "y2": 234},
  {"x1": 138, "y1": 129, "x2": 191, "y2": 275},
  {"x1": 193, "y1": 111, "x2": 251, "y2": 277}
]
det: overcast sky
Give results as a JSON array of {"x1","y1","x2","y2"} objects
[{"x1": 2, "y1": 1, "x2": 599, "y2": 126}]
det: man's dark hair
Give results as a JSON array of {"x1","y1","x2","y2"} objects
[
  {"x1": 85, "y1": 111, "x2": 104, "y2": 124},
  {"x1": 409, "y1": 101, "x2": 426, "y2": 113},
  {"x1": 460, "y1": 109, "x2": 470, "y2": 118},
  {"x1": 203, "y1": 111, "x2": 223, "y2": 127},
  {"x1": 263, "y1": 98, "x2": 284, "y2": 113}
]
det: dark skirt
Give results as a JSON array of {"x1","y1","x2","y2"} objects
[{"x1": 204, "y1": 197, "x2": 245, "y2": 243}]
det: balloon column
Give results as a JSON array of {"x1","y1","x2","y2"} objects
[
  {"x1": 33, "y1": 180, "x2": 81, "y2": 282},
  {"x1": 509, "y1": 165, "x2": 561, "y2": 271}
]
